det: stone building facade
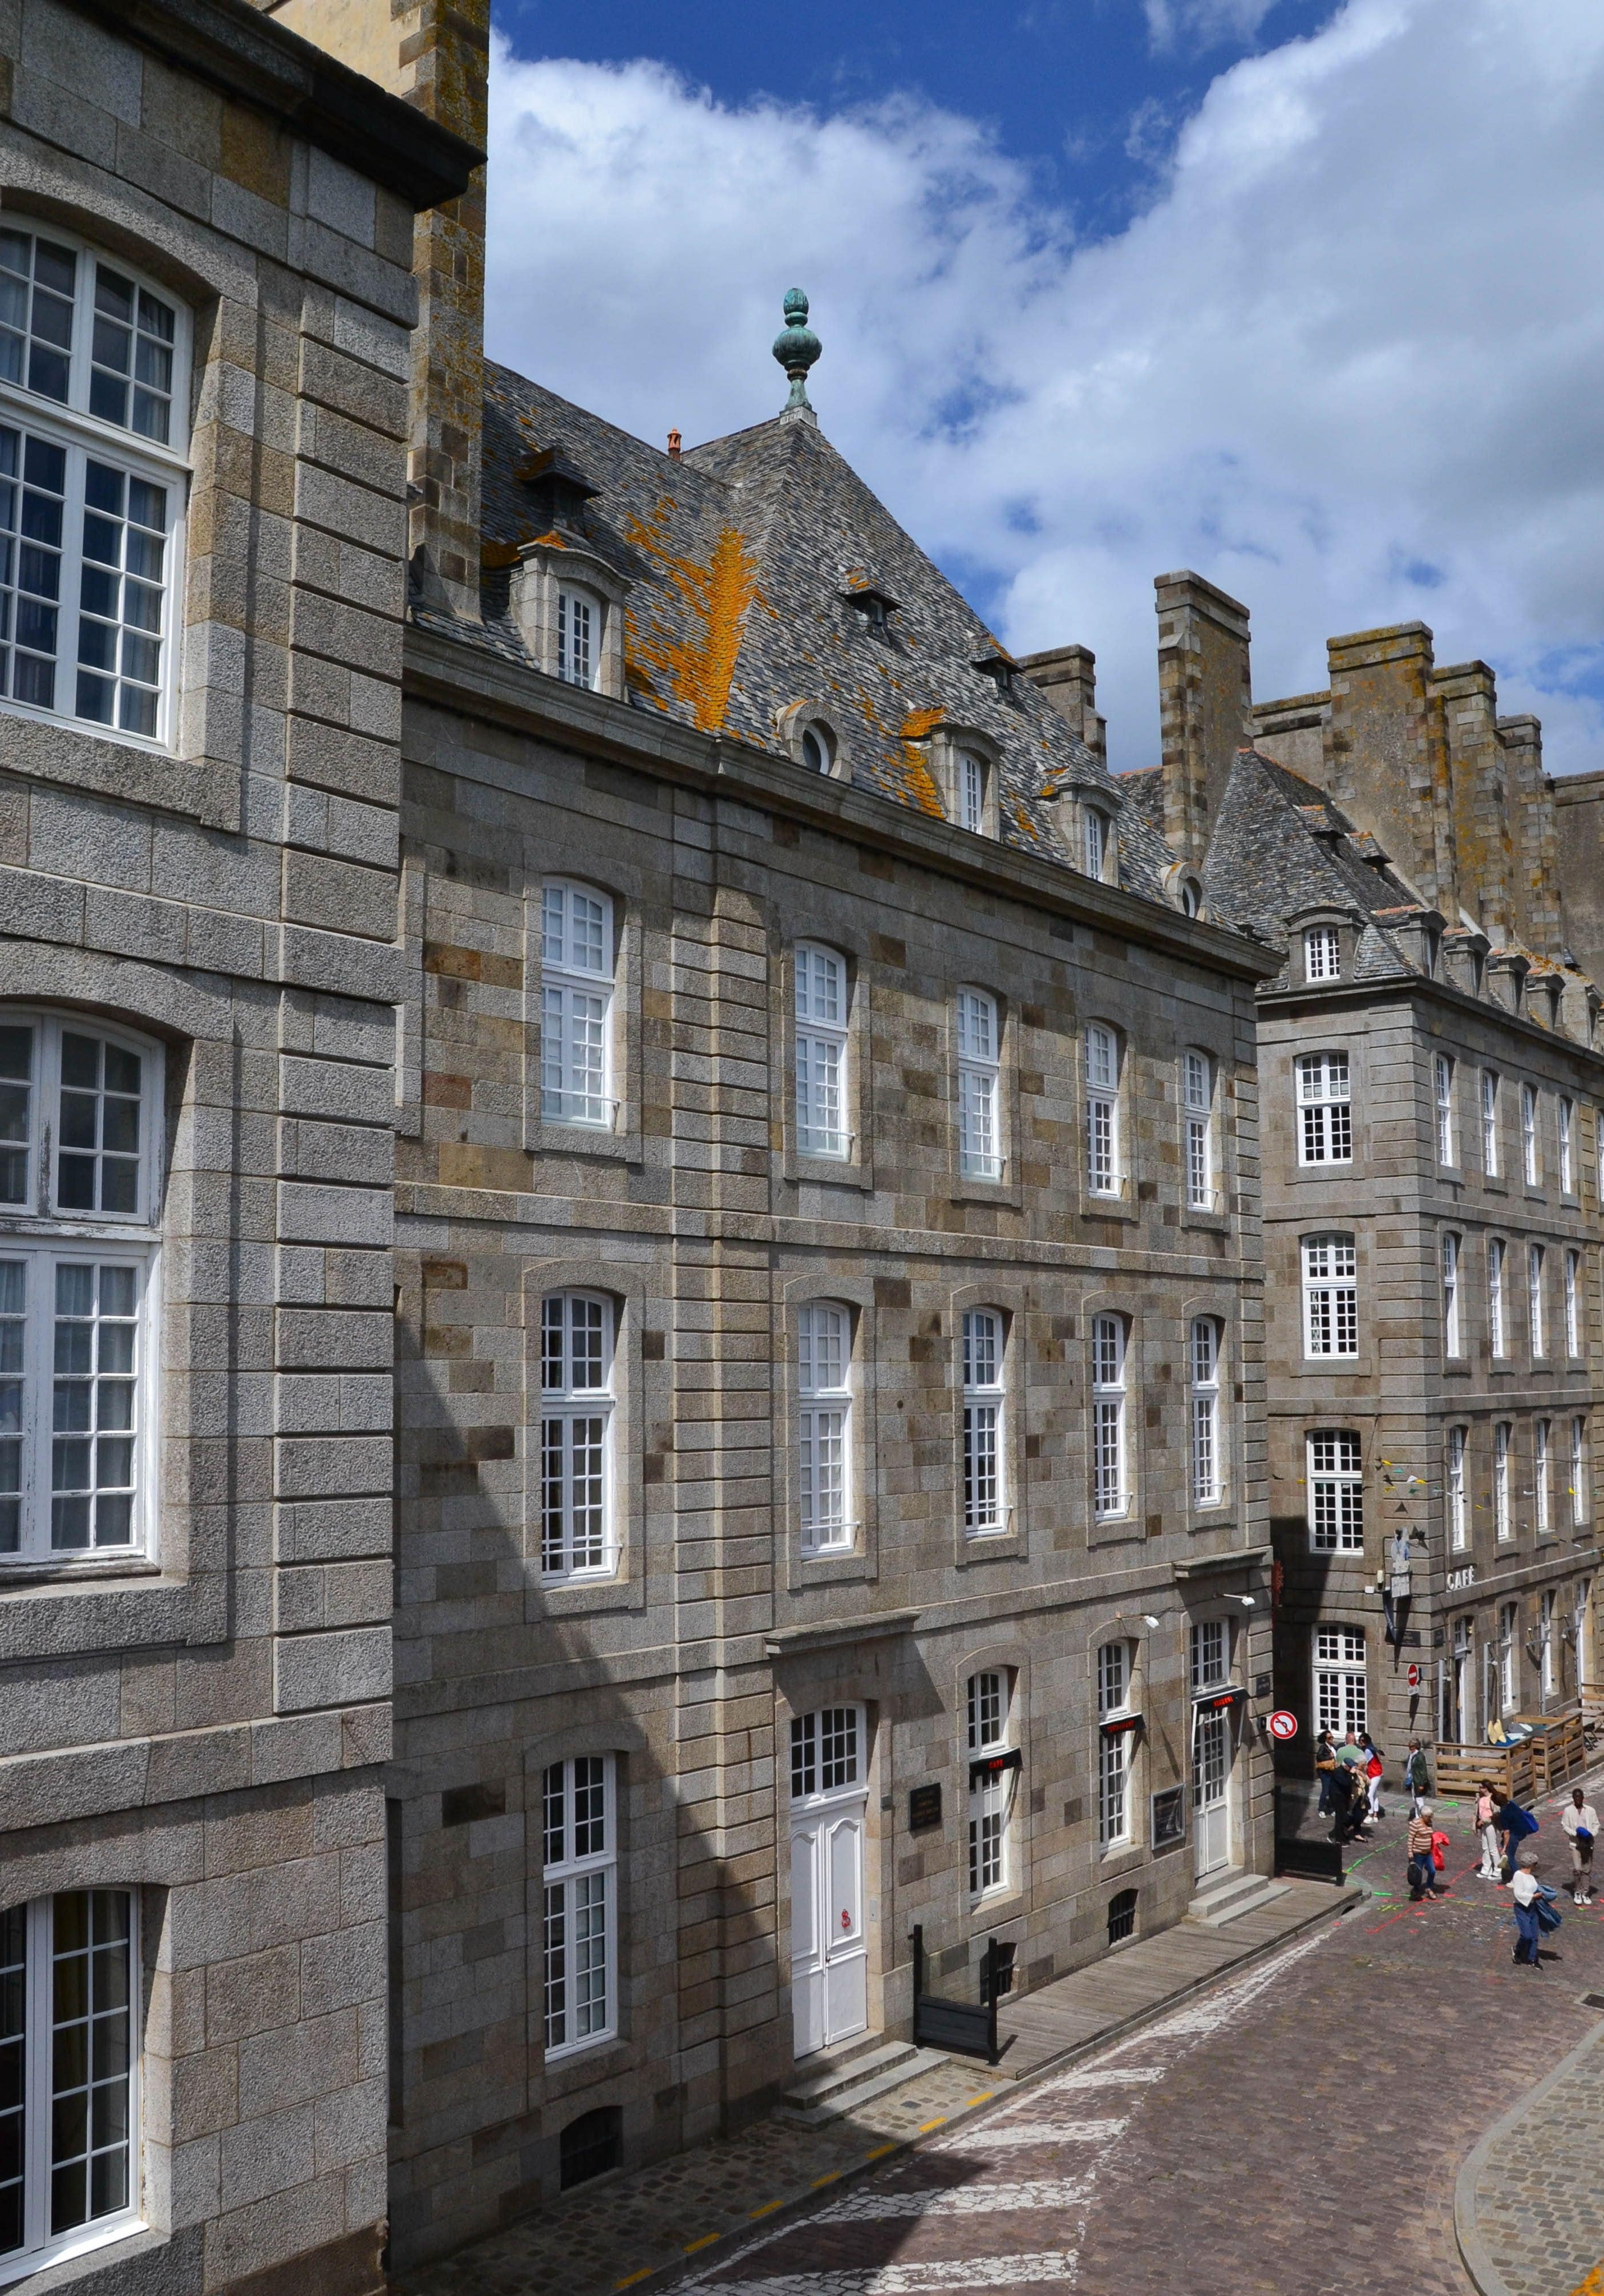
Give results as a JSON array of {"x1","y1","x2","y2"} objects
[
  {"x1": 0, "y1": 0, "x2": 475, "y2": 2291},
  {"x1": 1133, "y1": 577, "x2": 1604, "y2": 1789}
]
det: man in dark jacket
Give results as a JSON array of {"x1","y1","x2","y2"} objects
[
  {"x1": 1404, "y1": 1739, "x2": 1432, "y2": 1816},
  {"x1": 1493, "y1": 1790, "x2": 1538, "y2": 1882}
]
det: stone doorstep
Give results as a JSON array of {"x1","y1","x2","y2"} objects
[
  {"x1": 777, "y1": 2038, "x2": 950, "y2": 2124},
  {"x1": 610, "y1": 1879, "x2": 1364, "y2": 2296},
  {"x1": 1185, "y1": 1868, "x2": 1295, "y2": 1927}
]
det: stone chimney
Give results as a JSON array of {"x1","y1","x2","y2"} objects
[
  {"x1": 1432, "y1": 661, "x2": 1513, "y2": 942},
  {"x1": 1019, "y1": 644, "x2": 1106, "y2": 764},
  {"x1": 1553, "y1": 769, "x2": 1604, "y2": 989},
  {"x1": 1324, "y1": 623, "x2": 1457, "y2": 916},
  {"x1": 265, "y1": 0, "x2": 488, "y2": 619},
  {"x1": 1154, "y1": 572, "x2": 1253, "y2": 868},
  {"x1": 1497, "y1": 714, "x2": 1564, "y2": 962}
]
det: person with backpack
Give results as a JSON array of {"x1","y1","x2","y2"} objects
[
  {"x1": 1473, "y1": 1781, "x2": 1501, "y2": 1879},
  {"x1": 1493, "y1": 1788, "x2": 1538, "y2": 1881},
  {"x1": 1407, "y1": 1803, "x2": 1444, "y2": 1901},
  {"x1": 1404, "y1": 1739, "x2": 1432, "y2": 1816},
  {"x1": 1561, "y1": 1787, "x2": 1598, "y2": 1906}
]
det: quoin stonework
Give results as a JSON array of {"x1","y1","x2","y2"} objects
[{"x1": 0, "y1": 3, "x2": 1599, "y2": 2294}]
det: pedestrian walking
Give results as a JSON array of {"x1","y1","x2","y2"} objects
[
  {"x1": 1473, "y1": 1781, "x2": 1501, "y2": 1879},
  {"x1": 1561, "y1": 1787, "x2": 1598, "y2": 1906},
  {"x1": 1314, "y1": 1730, "x2": 1338, "y2": 1818},
  {"x1": 1510, "y1": 1847, "x2": 1561, "y2": 1969},
  {"x1": 1327, "y1": 1756, "x2": 1367, "y2": 1845},
  {"x1": 1493, "y1": 1789, "x2": 1539, "y2": 1882},
  {"x1": 1404, "y1": 1738, "x2": 1432, "y2": 1816},
  {"x1": 1407, "y1": 1803, "x2": 1444, "y2": 1900},
  {"x1": 1358, "y1": 1730, "x2": 1386, "y2": 1818}
]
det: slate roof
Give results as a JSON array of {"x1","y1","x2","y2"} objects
[{"x1": 414, "y1": 363, "x2": 1180, "y2": 905}]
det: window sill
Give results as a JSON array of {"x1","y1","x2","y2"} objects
[
  {"x1": 0, "y1": 2217, "x2": 158, "y2": 2293},
  {"x1": 1096, "y1": 1841, "x2": 1148, "y2": 1880},
  {"x1": 1180, "y1": 1206, "x2": 1232, "y2": 1233},
  {"x1": 1289, "y1": 1163, "x2": 1356, "y2": 1181},
  {"x1": 532, "y1": 1570, "x2": 641, "y2": 1619},
  {"x1": 958, "y1": 1526, "x2": 1025, "y2": 1564},
  {"x1": 786, "y1": 1152, "x2": 874, "y2": 1193},
  {"x1": 1081, "y1": 1192, "x2": 1139, "y2": 1226},
  {"x1": 529, "y1": 1117, "x2": 643, "y2": 1167},
  {"x1": 0, "y1": 1554, "x2": 159, "y2": 1586},
  {"x1": 0, "y1": 710, "x2": 241, "y2": 833},
  {"x1": 951, "y1": 1177, "x2": 1024, "y2": 1210}
]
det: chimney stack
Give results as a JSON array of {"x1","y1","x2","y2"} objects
[
  {"x1": 1324, "y1": 625, "x2": 1456, "y2": 916},
  {"x1": 1154, "y1": 572, "x2": 1253, "y2": 868},
  {"x1": 266, "y1": 0, "x2": 489, "y2": 620},
  {"x1": 1497, "y1": 714, "x2": 1564, "y2": 961},
  {"x1": 1019, "y1": 644, "x2": 1105, "y2": 764}
]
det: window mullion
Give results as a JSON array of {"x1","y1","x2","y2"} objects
[
  {"x1": 24, "y1": 1896, "x2": 47, "y2": 2257},
  {"x1": 56, "y1": 441, "x2": 86, "y2": 728},
  {"x1": 26, "y1": 1245, "x2": 50, "y2": 1560}
]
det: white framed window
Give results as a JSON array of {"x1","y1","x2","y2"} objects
[
  {"x1": 540, "y1": 1292, "x2": 615, "y2": 1581},
  {"x1": 1434, "y1": 1054, "x2": 1456, "y2": 1166},
  {"x1": 1521, "y1": 1084, "x2": 1541, "y2": 1187},
  {"x1": 958, "y1": 750, "x2": 987, "y2": 833},
  {"x1": 1571, "y1": 1416, "x2": 1589, "y2": 1528},
  {"x1": 1295, "y1": 1052, "x2": 1351, "y2": 1165},
  {"x1": 0, "y1": 1890, "x2": 141, "y2": 2278},
  {"x1": 1083, "y1": 805, "x2": 1108, "y2": 880},
  {"x1": 1096, "y1": 1641, "x2": 1134, "y2": 1849},
  {"x1": 1539, "y1": 1588, "x2": 1557, "y2": 1702},
  {"x1": 1182, "y1": 1050, "x2": 1216, "y2": 1210},
  {"x1": 0, "y1": 1013, "x2": 161, "y2": 1563},
  {"x1": 800, "y1": 720, "x2": 835, "y2": 775},
  {"x1": 1481, "y1": 1070, "x2": 1500, "y2": 1177},
  {"x1": 798, "y1": 1301, "x2": 853, "y2": 1552},
  {"x1": 1528, "y1": 1243, "x2": 1546, "y2": 1359},
  {"x1": 1189, "y1": 1316, "x2": 1221, "y2": 1508},
  {"x1": 791, "y1": 1704, "x2": 862, "y2": 1803},
  {"x1": 1085, "y1": 1024, "x2": 1121, "y2": 1197},
  {"x1": 1313, "y1": 1629, "x2": 1367, "y2": 1737},
  {"x1": 1190, "y1": 1617, "x2": 1229, "y2": 1694},
  {"x1": 542, "y1": 1756, "x2": 615, "y2": 2058},
  {"x1": 556, "y1": 585, "x2": 598, "y2": 688},
  {"x1": 1303, "y1": 925, "x2": 1340, "y2": 982},
  {"x1": 966, "y1": 1670, "x2": 1014, "y2": 1897},
  {"x1": 1536, "y1": 1417, "x2": 1552, "y2": 1536},
  {"x1": 1494, "y1": 1420, "x2": 1512, "y2": 1541},
  {"x1": 966, "y1": 1675, "x2": 1013, "y2": 1897},
  {"x1": 540, "y1": 880, "x2": 615, "y2": 1128},
  {"x1": 956, "y1": 989, "x2": 1002, "y2": 1182},
  {"x1": 1442, "y1": 1231, "x2": 1461, "y2": 1358},
  {"x1": 1565, "y1": 1248, "x2": 1581, "y2": 1358},
  {"x1": 1302, "y1": 1233, "x2": 1357, "y2": 1358},
  {"x1": 795, "y1": 943, "x2": 850, "y2": 1160},
  {"x1": 1498, "y1": 1602, "x2": 1518, "y2": 1711},
  {"x1": 1308, "y1": 1430, "x2": 1363, "y2": 1552},
  {"x1": 1447, "y1": 1425, "x2": 1467, "y2": 1551},
  {"x1": 0, "y1": 227, "x2": 188, "y2": 750},
  {"x1": 1090, "y1": 1313, "x2": 1128, "y2": 1519},
  {"x1": 961, "y1": 1307, "x2": 1007, "y2": 1536},
  {"x1": 1488, "y1": 1238, "x2": 1508, "y2": 1359},
  {"x1": 1560, "y1": 1097, "x2": 1575, "y2": 1194}
]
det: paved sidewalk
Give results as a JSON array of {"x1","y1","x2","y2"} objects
[
  {"x1": 392, "y1": 1878, "x2": 1355, "y2": 2296},
  {"x1": 1457, "y1": 2017, "x2": 1604, "y2": 2296}
]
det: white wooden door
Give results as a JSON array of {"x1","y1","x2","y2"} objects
[
  {"x1": 789, "y1": 1800, "x2": 867, "y2": 2058},
  {"x1": 1193, "y1": 1707, "x2": 1232, "y2": 1879}
]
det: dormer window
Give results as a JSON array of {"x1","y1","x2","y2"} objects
[
  {"x1": 1304, "y1": 925, "x2": 1340, "y2": 982},
  {"x1": 557, "y1": 586, "x2": 597, "y2": 689},
  {"x1": 1179, "y1": 877, "x2": 1202, "y2": 917},
  {"x1": 843, "y1": 583, "x2": 898, "y2": 632},
  {"x1": 801, "y1": 722, "x2": 835, "y2": 775},
  {"x1": 512, "y1": 542, "x2": 630, "y2": 699},
  {"x1": 959, "y1": 751, "x2": 987, "y2": 833},
  {"x1": 973, "y1": 651, "x2": 1016, "y2": 700},
  {"x1": 1083, "y1": 806, "x2": 1109, "y2": 881}
]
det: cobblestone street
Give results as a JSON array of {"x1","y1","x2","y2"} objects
[{"x1": 671, "y1": 1787, "x2": 1604, "y2": 2296}]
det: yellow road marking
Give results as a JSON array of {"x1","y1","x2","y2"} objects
[
  {"x1": 864, "y1": 2143, "x2": 899, "y2": 2161},
  {"x1": 811, "y1": 2172, "x2": 840, "y2": 2189},
  {"x1": 965, "y1": 2093, "x2": 995, "y2": 2108},
  {"x1": 749, "y1": 2199, "x2": 785, "y2": 2218},
  {"x1": 1566, "y1": 2267, "x2": 1604, "y2": 2296},
  {"x1": 615, "y1": 2273, "x2": 653, "y2": 2289},
  {"x1": 683, "y1": 2236, "x2": 720, "y2": 2255},
  {"x1": 917, "y1": 2117, "x2": 947, "y2": 2133}
]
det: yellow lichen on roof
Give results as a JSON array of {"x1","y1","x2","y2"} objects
[
  {"x1": 891, "y1": 708, "x2": 948, "y2": 820},
  {"x1": 623, "y1": 506, "x2": 760, "y2": 733}
]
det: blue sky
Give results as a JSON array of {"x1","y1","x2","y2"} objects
[{"x1": 482, "y1": 1, "x2": 1604, "y2": 778}]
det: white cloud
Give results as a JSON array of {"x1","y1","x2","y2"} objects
[
  {"x1": 1141, "y1": 0, "x2": 1280, "y2": 54},
  {"x1": 485, "y1": 1, "x2": 1604, "y2": 774}
]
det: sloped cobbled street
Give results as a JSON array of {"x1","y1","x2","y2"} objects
[{"x1": 678, "y1": 1785, "x2": 1604, "y2": 2296}]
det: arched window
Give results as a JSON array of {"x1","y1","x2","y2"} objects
[
  {"x1": 1494, "y1": 1421, "x2": 1512, "y2": 1541},
  {"x1": 966, "y1": 1670, "x2": 1015, "y2": 1898},
  {"x1": 1528, "y1": 1244, "x2": 1546, "y2": 1359},
  {"x1": 1535, "y1": 1417, "x2": 1552, "y2": 1537},
  {"x1": 542, "y1": 1756, "x2": 617, "y2": 2056},
  {"x1": 0, "y1": 1011, "x2": 161, "y2": 1561},
  {"x1": 540, "y1": 1293, "x2": 615, "y2": 1579},
  {"x1": 797, "y1": 1301, "x2": 853, "y2": 1552},
  {"x1": 795, "y1": 945, "x2": 849, "y2": 1160},
  {"x1": 1301, "y1": 1234, "x2": 1357, "y2": 1358},
  {"x1": 1521, "y1": 1083, "x2": 1541, "y2": 1187},
  {"x1": 1447, "y1": 1426, "x2": 1467, "y2": 1551},
  {"x1": 1488, "y1": 1239, "x2": 1507, "y2": 1358},
  {"x1": 1090, "y1": 1313, "x2": 1128, "y2": 1518},
  {"x1": 1085, "y1": 1024, "x2": 1122, "y2": 1197},
  {"x1": 0, "y1": 225, "x2": 189, "y2": 745},
  {"x1": 540, "y1": 881, "x2": 615, "y2": 1128},
  {"x1": 1434, "y1": 1055, "x2": 1456, "y2": 1166},
  {"x1": 557, "y1": 585, "x2": 600, "y2": 688},
  {"x1": 956, "y1": 989, "x2": 1002, "y2": 1182},
  {"x1": 800, "y1": 720, "x2": 835, "y2": 775},
  {"x1": 1189, "y1": 1317, "x2": 1222, "y2": 1508},
  {"x1": 1182, "y1": 1050, "x2": 1215, "y2": 1210},
  {"x1": 961, "y1": 1308, "x2": 1006, "y2": 1536},
  {"x1": 1441, "y1": 1231, "x2": 1461, "y2": 1358},
  {"x1": 1096, "y1": 1641, "x2": 1135, "y2": 1848},
  {"x1": 0, "y1": 1890, "x2": 140, "y2": 2270}
]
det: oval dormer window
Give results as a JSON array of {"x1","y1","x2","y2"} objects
[
  {"x1": 1179, "y1": 877, "x2": 1202, "y2": 917},
  {"x1": 801, "y1": 721, "x2": 835, "y2": 775},
  {"x1": 557, "y1": 586, "x2": 600, "y2": 689}
]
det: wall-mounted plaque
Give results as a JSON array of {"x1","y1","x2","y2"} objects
[
  {"x1": 908, "y1": 1783, "x2": 943, "y2": 1834},
  {"x1": 1151, "y1": 1785, "x2": 1186, "y2": 1852}
]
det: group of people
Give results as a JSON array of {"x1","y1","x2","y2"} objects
[{"x1": 1314, "y1": 1728, "x2": 1598, "y2": 1971}]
